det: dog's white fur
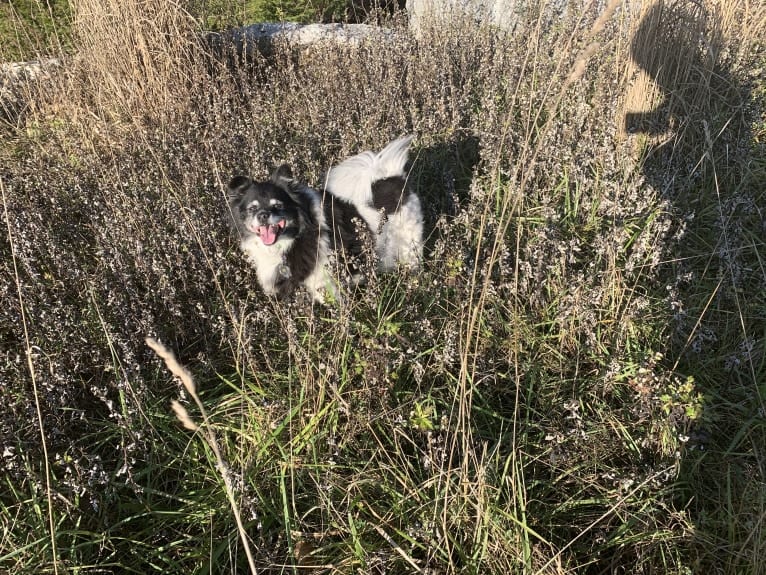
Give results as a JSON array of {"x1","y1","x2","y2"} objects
[
  {"x1": 374, "y1": 193, "x2": 423, "y2": 270},
  {"x1": 325, "y1": 135, "x2": 423, "y2": 270}
]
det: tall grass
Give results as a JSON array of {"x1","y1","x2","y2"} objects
[
  {"x1": 0, "y1": 0, "x2": 70, "y2": 61},
  {"x1": 1, "y1": 0, "x2": 764, "y2": 573}
]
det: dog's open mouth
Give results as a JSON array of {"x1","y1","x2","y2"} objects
[{"x1": 256, "y1": 219, "x2": 286, "y2": 246}]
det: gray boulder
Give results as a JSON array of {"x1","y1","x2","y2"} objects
[{"x1": 406, "y1": 0, "x2": 524, "y2": 32}]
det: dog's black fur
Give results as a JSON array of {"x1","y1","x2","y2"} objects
[{"x1": 371, "y1": 176, "x2": 414, "y2": 216}]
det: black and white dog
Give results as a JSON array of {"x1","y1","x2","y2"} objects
[{"x1": 228, "y1": 135, "x2": 423, "y2": 301}]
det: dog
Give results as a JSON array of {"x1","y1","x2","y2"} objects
[{"x1": 227, "y1": 135, "x2": 423, "y2": 301}]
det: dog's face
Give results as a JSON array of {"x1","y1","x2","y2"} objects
[{"x1": 228, "y1": 168, "x2": 306, "y2": 247}]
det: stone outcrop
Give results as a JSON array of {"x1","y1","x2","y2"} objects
[
  {"x1": 406, "y1": 0, "x2": 523, "y2": 32},
  {"x1": 208, "y1": 22, "x2": 399, "y2": 59},
  {"x1": 1, "y1": 58, "x2": 59, "y2": 122}
]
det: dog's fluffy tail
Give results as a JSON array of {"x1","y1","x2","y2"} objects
[{"x1": 325, "y1": 135, "x2": 414, "y2": 204}]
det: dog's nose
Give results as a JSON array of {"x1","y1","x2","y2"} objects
[{"x1": 256, "y1": 211, "x2": 270, "y2": 224}]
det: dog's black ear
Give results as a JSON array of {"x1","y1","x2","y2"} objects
[
  {"x1": 271, "y1": 164, "x2": 293, "y2": 184},
  {"x1": 227, "y1": 176, "x2": 251, "y2": 203}
]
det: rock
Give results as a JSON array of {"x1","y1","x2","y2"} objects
[
  {"x1": 406, "y1": 0, "x2": 524, "y2": 33},
  {"x1": 1, "y1": 58, "x2": 60, "y2": 123},
  {"x1": 405, "y1": 0, "x2": 574, "y2": 35},
  {"x1": 207, "y1": 22, "x2": 400, "y2": 59}
]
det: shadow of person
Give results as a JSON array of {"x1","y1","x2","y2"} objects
[
  {"x1": 625, "y1": 1, "x2": 723, "y2": 138},
  {"x1": 626, "y1": 1, "x2": 763, "y2": 571}
]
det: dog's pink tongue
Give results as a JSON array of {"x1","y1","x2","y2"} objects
[{"x1": 259, "y1": 225, "x2": 279, "y2": 246}]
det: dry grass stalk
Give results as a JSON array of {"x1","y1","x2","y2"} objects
[
  {"x1": 145, "y1": 337, "x2": 257, "y2": 574},
  {"x1": 2, "y1": 175, "x2": 60, "y2": 574},
  {"x1": 170, "y1": 399, "x2": 199, "y2": 432},
  {"x1": 67, "y1": 0, "x2": 200, "y2": 125},
  {"x1": 565, "y1": 0, "x2": 622, "y2": 87},
  {"x1": 145, "y1": 337, "x2": 197, "y2": 396}
]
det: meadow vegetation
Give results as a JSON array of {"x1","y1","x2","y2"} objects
[{"x1": 1, "y1": 0, "x2": 764, "y2": 572}]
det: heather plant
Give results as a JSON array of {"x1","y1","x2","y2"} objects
[{"x1": 1, "y1": 0, "x2": 764, "y2": 573}]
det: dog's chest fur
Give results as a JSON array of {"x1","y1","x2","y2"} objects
[
  {"x1": 240, "y1": 234, "x2": 295, "y2": 294},
  {"x1": 240, "y1": 194, "x2": 337, "y2": 300}
]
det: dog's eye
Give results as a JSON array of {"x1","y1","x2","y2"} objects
[{"x1": 272, "y1": 202, "x2": 283, "y2": 210}]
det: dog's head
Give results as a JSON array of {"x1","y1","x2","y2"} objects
[{"x1": 228, "y1": 166, "x2": 313, "y2": 247}]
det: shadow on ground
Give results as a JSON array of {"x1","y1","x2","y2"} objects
[{"x1": 628, "y1": 1, "x2": 764, "y2": 570}]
